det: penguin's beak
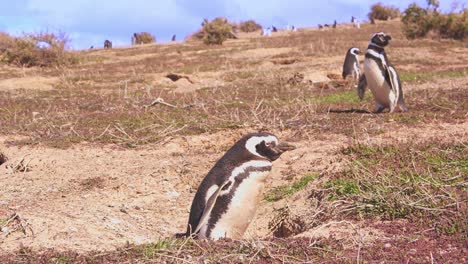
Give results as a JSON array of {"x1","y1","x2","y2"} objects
[
  {"x1": 276, "y1": 142, "x2": 296, "y2": 153},
  {"x1": 385, "y1": 35, "x2": 392, "y2": 41}
]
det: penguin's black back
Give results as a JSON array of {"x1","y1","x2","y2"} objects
[{"x1": 343, "y1": 48, "x2": 358, "y2": 79}]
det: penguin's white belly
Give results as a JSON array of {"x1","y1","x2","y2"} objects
[
  {"x1": 209, "y1": 170, "x2": 270, "y2": 240},
  {"x1": 364, "y1": 58, "x2": 392, "y2": 107}
]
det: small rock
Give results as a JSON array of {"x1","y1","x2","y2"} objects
[
  {"x1": 110, "y1": 218, "x2": 122, "y2": 224},
  {"x1": 1, "y1": 226, "x2": 9, "y2": 234},
  {"x1": 384, "y1": 243, "x2": 391, "y2": 248},
  {"x1": 166, "y1": 190, "x2": 180, "y2": 198}
]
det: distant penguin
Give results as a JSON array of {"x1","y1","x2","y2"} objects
[
  {"x1": 332, "y1": 20, "x2": 337, "y2": 28},
  {"x1": 177, "y1": 132, "x2": 295, "y2": 240},
  {"x1": 358, "y1": 32, "x2": 408, "y2": 113},
  {"x1": 171, "y1": 34, "x2": 176, "y2": 41},
  {"x1": 342, "y1": 47, "x2": 361, "y2": 81},
  {"x1": 262, "y1": 27, "x2": 272, "y2": 37},
  {"x1": 104, "y1": 40, "x2": 112, "y2": 49}
]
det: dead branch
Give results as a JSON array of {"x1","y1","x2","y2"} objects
[
  {"x1": 144, "y1": 97, "x2": 177, "y2": 109},
  {"x1": 7, "y1": 155, "x2": 32, "y2": 173}
]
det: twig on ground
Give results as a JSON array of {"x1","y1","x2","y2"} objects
[
  {"x1": 7, "y1": 155, "x2": 32, "y2": 173},
  {"x1": 0, "y1": 213, "x2": 34, "y2": 238},
  {"x1": 144, "y1": 98, "x2": 177, "y2": 109}
]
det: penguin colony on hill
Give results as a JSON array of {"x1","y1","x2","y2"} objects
[
  {"x1": 177, "y1": 133, "x2": 295, "y2": 240},
  {"x1": 342, "y1": 47, "x2": 361, "y2": 81},
  {"x1": 358, "y1": 32, "x2": 408, "y2": 113}
]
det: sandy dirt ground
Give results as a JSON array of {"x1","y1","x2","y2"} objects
[{"x1": 1, "y1": 120, "x2": 466, "y2": 252}]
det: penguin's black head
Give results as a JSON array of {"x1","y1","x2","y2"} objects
[
  {"x1": 244, "y1": 133, "x2": 296, "y2": 161},
  {"x1": 370, "y1": 32, "x2": 391, "y2": 47}
]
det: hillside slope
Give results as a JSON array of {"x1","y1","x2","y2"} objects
[{"x1": 0, "y1": 20, "x2": 467, "y2": 262}]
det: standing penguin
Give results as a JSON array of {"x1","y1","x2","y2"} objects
[
  {"x1": 358, "y1": 32, "x2": 408, "y2": 113},
  {"x1": 177, "y1": 132, "x2": 295, "y2": 240},
  {"x1": 342, "y1": 47, "x2": 361, "y2": 81}
]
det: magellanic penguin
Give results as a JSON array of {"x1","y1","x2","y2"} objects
[
  {"x1": 342, "y1": 47, "x2": 361, "y2": 81},
  {"x1": 358, "y1": 32, "x2": 408, "y2": 113},
  {"x1": 177, "y1": 132, "x2": 295, "y2": 240}
]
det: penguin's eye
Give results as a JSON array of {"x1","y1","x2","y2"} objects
[{"x1": 265, "y1": 142, "x2": 272, "y2": 148}]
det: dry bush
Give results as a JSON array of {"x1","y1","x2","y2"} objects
[
  {"x1": 238, "y1": 20, "x2": 262, "y2": 32},
  {"x1": 402, "y1": 4, "x2": 467, "y2": 40},
  {"x1": 368, "y1": 3, "x2": 401, "y2": 21},
  {"x1": 0, "y1": 31, "x2": 77, "y2": 67},
  {"x1": 401, "y1": 3, "x2": 431, "y2": 39},
  {"x1": 132, "y1": 32, "x2": 156, "y2": 45},
  {"x1": 436, "y1": 10, "x2": 467, "y2": 40},
  {"x1": 191, "y1": 17, "x2": 237, "y2": 45}
]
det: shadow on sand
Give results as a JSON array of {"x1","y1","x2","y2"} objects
[{"x1": 328, "y1": 109, "x2": 371, "y2": 114}]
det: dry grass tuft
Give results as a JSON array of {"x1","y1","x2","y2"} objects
[{"x1": 79, "y1": 177, "x2": 106, "y2": 190}]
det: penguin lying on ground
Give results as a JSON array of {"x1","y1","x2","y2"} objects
[
  {"x1": 176, "y1": 132, "x2": 295, "y2": 240},
  {"x1": 358, "y1": 32, "x2": 408, "y2": 113},
  {"x1": 342, "y1": 47, "x2": 361, "y2": 81}
]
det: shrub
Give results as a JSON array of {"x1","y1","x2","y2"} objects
[
  {"x1": 402, "y1": 3, "x2": 467, "y2": 40},
  {"x1": 401, "y1": 3, "x2": 431, "y2": 39},
  {"x1": 192, "y1": 17, "x2": 237, "y2": 45},
  {"x1": 0, "y1": 31, "x2": 77, "y2": 67},
  {"x1": 238, "y1": 20, "x2": 262, "y2": 32},
  {"x1": 132, "y1": 32, "x2": 156, "y2": 45},
  {"x1": 368, "y1": 3, "x2": 401, "y2": 21},
  {"x1": 436, "y1": 10, "x2": 467, "y2": 40}
]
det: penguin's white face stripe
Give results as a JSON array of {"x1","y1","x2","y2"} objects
[
  {"x1": 371, "y1": 32, "x2": 385, "y2": 38},
  {"x1": 245, "y1": 135, "x2": 279, "y2": 158},
  {"x1": 366, "y1": 49, "x2": 387, "y2": 68},
  {"x1": 350, "y1": 48, "x2": 360, "y2": 56}
]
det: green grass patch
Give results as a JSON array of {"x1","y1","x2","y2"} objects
[
  {"x1": 325, "y1": 179, "x2": 360, "y2": 200},
  {"x1": 312, "y1": 91, "x2": 361, "y2": 104},
  {"x1": 265, "y1": 174, "x2": 317, "y2": 202},
  {"x1": 140, "y1": 239, "x2": 177, "y2": 258},
  {"x1": 400, "y1": 70, "x2": 467, "y2": 82},
  {"x1": 324, "y1": 142, "x2": 467, "y2": 220}
]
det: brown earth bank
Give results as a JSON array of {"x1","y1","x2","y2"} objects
[{"x1": 0, "y1": 19, "x2": 467, "y2": 262}]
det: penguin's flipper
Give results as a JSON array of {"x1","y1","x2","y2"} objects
[
  {"x1": 193, "y1": 180, "x2": 232, "y2": 234},
  {"x1": 386, "y1": 66, "x2": 401, "y2": 111},
  {"x1": 357, "y1": 74, "x2": 367, "y2": 100}
]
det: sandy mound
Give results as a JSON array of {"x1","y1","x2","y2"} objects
[
  {"x1": 229, "y1": 48, "x2": 294, "y2": 60},
  {"x1": 303, "y1": 71, "x2": 331, "y2": 83},
  {"x1": 0, "y1": 76, "x2": 59, "y2": 91}
]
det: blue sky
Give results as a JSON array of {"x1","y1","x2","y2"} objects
[{"x1": 0, "y1": 0, "x2": 462, "y2": 50}]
